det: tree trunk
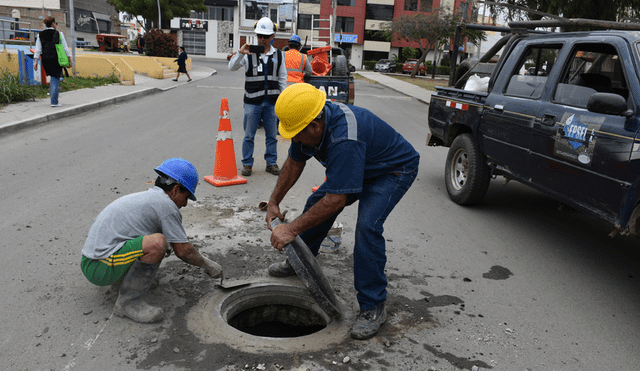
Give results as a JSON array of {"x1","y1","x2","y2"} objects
[{"x1": 431, "y1": 41, "x2": 439, "y2": 79}]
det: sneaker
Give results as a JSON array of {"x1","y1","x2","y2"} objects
[
  {"x1": 187, "y1": 79, "x2": 192, "y2": 82},
  {"x1": 172, "y1": 79, "x2": 178, "y2": 81},
  {"x1": 265, "y1": 164, "x2": 281, "y2": 175},
  {"x1": 241, "y1": 165, "x2": 252, "y2": 176},
  {"x1": 51, "y1": 103, "x2": 62, "y2": 107},
  {"x1": 268, "y1": 259, "x2": 296, "y2": 277},
  {"x1": 350, "y1": 302, "x2": 387, "y2": 340}
]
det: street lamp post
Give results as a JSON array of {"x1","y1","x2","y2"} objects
[
  {"x1": 157, "y1": 0, "x2": 161, "y2": 29},
  {"x1": 69, "y1": 0, "x2": 76, "y2": 77}
]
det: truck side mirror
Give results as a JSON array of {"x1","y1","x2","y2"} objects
[{"x1": 587, "y1": 93, "x2": 629, "y2": 116}]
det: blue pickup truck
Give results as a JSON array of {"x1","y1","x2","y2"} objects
[{"x1": 427, "y1": 20, "x2": 640, "y2": 238}]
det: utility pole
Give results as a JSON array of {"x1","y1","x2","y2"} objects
[
  {"x1": 477, "y1": 2, "x2": 486, "y2": 58},
  {"x1": 448, "y1": 1, "x2": 468, "y2": 86},
  {"x1": 331, "y1": 0, "x2": 336, "y2": 48},
  {"x1": 157, "y1": 0, "x2": 161, "y2": 29},
  {"x1": 69, "y1": 0, "x2": 76, "y2": 77}
]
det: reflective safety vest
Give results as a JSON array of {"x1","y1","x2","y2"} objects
[
  {"x1": 245, "y1": 50, "x2": 283, "y2": 104},
  {"x1": 285, "y1": 49, "x2": 307, "y2": 84}
]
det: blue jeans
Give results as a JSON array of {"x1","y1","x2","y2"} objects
[
  {"x1": 50, "y1": 76, "x2": 60, "y2": 105},
  {"x1": 299, "y1": 168, "x2": 418, "y2": 310},
  {"x1": 242, "y1": 100, "x2": 278, "y2": 167}
]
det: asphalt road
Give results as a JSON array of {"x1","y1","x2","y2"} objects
[{"x1": 2, "y1": 60, "x2": 640, "y2": 370}]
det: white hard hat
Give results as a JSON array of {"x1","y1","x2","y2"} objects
[{"x1": 254, "y1": 17, "x2": 277, "y2": 36}]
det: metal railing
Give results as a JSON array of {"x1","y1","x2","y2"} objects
[{"x1": 1, "y1": 20, "x2": 37, "y2": 52}]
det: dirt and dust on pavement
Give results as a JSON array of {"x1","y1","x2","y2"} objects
[{"x1": 64, "y1": 193, "x2": 493, "y2": 371}]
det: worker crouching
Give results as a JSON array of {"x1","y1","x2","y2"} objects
[{"x1": 81, "y1": 158, "x2": 223, "y2": 323}]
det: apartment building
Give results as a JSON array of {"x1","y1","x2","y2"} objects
[
  {"x1": 0, "y1": 0, "x2": 119, "y2": 47},
  {"x1": 296, "y1": 0, "x2": 472, "y2": 68}
]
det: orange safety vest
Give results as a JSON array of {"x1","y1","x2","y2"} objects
[{"x1": 285, "y1": 49, "x2": 307, "y2": 84}]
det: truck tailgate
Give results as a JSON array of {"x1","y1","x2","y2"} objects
[{"x1": 304, "y1": 75, "x2": 354, "y2": 105}]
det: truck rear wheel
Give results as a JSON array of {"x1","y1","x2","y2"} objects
[{"x1": 445, "y1": 134, "x2": 490, "y2": 205}]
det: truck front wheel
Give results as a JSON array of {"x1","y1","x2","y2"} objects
[{"x1": 445, "y1": 134, "x2": 491, "y2": 205}]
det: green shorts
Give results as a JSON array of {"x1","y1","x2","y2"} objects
[{"x1": 81, "y1": 236, "x2": 144, "y2": 286}]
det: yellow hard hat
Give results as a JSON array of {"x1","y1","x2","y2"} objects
[{"x1": 276, "y1": 83, "x2": 326, "y2": 139}]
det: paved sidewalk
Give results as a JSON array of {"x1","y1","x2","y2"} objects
[
  {"x1": 356, "y1": 71, "x2": 436, "y2": 104},
  {"x1": 0, "y1": 64, "x2": 216, "y2": 136},
  {"x1": 0, "y1": 66, "x2": 435, "y2": 137}
]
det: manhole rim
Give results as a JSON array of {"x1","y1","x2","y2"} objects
[{"x1": 186, "y1": 279, "x2": 354, "y2": 353}]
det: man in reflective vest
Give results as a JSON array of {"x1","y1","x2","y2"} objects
[
  {"x1": 229, "y1": 17, "x2": 287, "y2": 176},
  {"x1": 285, "y1": 35, "x2": 313, "y2": 85}
]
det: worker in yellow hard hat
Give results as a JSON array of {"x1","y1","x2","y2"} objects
[{"x1": 264, "y1": 83, "x2": 420, "y2": 340}]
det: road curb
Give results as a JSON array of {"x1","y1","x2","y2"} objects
[{"x1": 0, "y1": 87, "x2": 161, "y2": 137}]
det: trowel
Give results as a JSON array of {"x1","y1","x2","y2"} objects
[{"x1": 214, "y1": 271, "x2": 253, "y2": 289}]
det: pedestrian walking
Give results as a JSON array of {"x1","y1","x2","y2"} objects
[
  {"x1": 228, "y1": 17, "x2": 287, "y2": 177},
  {"x1": 137, "y1": 34, "x2": 145, "y2": 54},
  {"x1": 33, "y1": 16, "x2": 71, "y2": 107},
  {"x1": 173, "y1": 46, "x2": 191, "y2": 82},
  {"x1": 265, "y1": 83, "x2": 420, "y2": 340},
  {"x1": 81, "y1": 158, "x2": 223, "y2": 323}
]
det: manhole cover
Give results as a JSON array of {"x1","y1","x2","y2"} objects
[{"x1": 272, "y1": 218, "x2": 342, "y2": 319}]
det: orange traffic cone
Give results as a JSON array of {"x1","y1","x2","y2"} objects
[
  {"x1": 204, "y1": 98, "x2": 248, "y2": 187},
  {"x1": 312, "y1": 176, "x2": 327, "y2": 192}
]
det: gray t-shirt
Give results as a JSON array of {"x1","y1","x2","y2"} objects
[{"x1": 82, "y1": 187, "x2": 189, "y2": 260}]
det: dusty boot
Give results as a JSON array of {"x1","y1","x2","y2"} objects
[
  {"x1": 268, "y1": 259, "x2": 296, "y2": 277},
  {"x1": 114, "y1": 260, "x2": 164, "y2": 323},
  {"x1": 111, "y1": 276, "x2": 159, "y2": 293}
]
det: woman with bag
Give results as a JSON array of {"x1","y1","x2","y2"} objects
[
  {"x1": 173, "y1": 46, "x2": 191, "y2": 82},
  {"x1": 34, "y1": 16, "x2": 72, "y2": 107}
]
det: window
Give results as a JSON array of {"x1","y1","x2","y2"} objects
[
  {"x1": 334, "y1": 16, "x2": 354, "y2": 33},
  {"x1": 420, "y1": 0, "x2": 432, "y2": 12},
  {"x1": 190, "y1": 10, "x2": 206, "y2": 19},
  {"x1": 366, "y1": 4, "x2": 393, "y2": 21},
  {"x1": 246, "y1": 2, "x2": 268, "y2": 20},
  {"x1": 337, "y1": 0, "x2": 356, "y2": 6},
  {"x1": 504, "y1": 45, "x2": 561, "y2": 99},
  {"x1": 299, "y1": 14, "x2": 320, "y2": 30},
  {"x1": 208, "y1": 6, "x2": 233, "y2": 21},
  {"x1": 554, "y1": 44, "x2": 628, "y2": 108},
  {"x1": 404, "y1": 0, "x2": 418, "y2": 11}
]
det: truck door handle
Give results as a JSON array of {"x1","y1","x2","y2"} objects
[
  {"x1": 541, "y1": 114, "x2": 556, "y2": 126},
  {"x1": 494, "y1": 104, "x2": 504, "y2": 112}
]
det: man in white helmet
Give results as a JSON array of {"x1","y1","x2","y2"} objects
[
  {"x1": 81, "y1": 158, "x2": 223, "y2": 323},
  {"x1": 229, "y1": 17, "x2": 287, "y2": 177}
]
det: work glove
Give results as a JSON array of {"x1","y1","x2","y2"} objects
[{"x1": 202, "y1": 257, "x2": 222, "y2": 278}]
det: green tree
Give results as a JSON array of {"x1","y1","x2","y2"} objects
[
  {"x1": 109, "y1": 0, "x2": 206, "y2": 30},
  {"x1": 488, "y1": 0, "x2": 640, "y2": 23},
  {"x1": 385, "y1": 7, "x2": 485, "y2": 78}
]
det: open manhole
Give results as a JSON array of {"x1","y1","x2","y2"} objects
[
  {"x1": 187, "y1": 279, "x2": 354, "y2": 353},
  {"x1": 227, "y1": 302, "x2": 326, "y2": 337}
]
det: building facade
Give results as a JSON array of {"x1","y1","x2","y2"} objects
[{"x1": 0, "y1": 0, "x2": 119, "y2": 47}]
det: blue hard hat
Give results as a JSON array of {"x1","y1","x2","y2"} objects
[
  {"x1": 154, "y1": 158, "x2": 199, "y2": 201},
  {"x1": 289, "y1": 35, "x2": 301, "y2": 44}
]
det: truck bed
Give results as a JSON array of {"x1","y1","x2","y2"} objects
[{"x1": 427, "y1": 87, "x2": 487, "y2": 147}]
